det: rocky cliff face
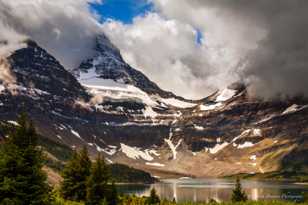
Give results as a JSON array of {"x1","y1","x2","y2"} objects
[{"x1": 0, "y1": 37, "x2": 307, "y2": 179}]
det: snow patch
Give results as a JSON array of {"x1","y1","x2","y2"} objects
[
  {"x1": 160, "y1": 98, "x2": 196, "y2": 108},
  {"x1": 232, "y1": 129, "x2": 262, "y2": 142},
  {"x1": 148, "y1": 149, "x2": 160, "y2": 156},
  {"x1": 145, "y1": 162, "x2": 165, "y2": 167},
  {"x1": 199, "y1": 102, "x2": 223, "y2": 111},
  {"x1": 56, "y1": 135, "x2": 63, "y2": 140},
  {"x1": 238, "y1": 142, "x2": 255, "y2": 149},
  {"x1": 0, "y1": 85, "x2": 5, "y2": 93},
  {"x1": 106, "y1": 158, "x2": 113, "y2": 164},
  {"x1": 193, "y1": 124, "x2": 205, "y2": 131},
  {"x1": 209, "y1": 142, "x2": 229, "y2": 154},
  {"x1": 164, "y1": 137, "x2": 182, "y2": 160},
  {"x1": 70, "y1": 129, "x2": 83, "y2": 141},
  {"x1": 143, "y1": 106, "x2": 158, "y2": 118},
  {"x1": 82, "y1": 75, "x2": 159, "y2": 107},
  {"x1": 253, "y1": 129, "x2": 262, "y2": 137},
  {"x1": 102, "y1": 146, "x2": 117, "y2": 156},
  {"x1": 282, "y1": 104, "x2": 308, "y2": 115},
  {"x1": 215, "y1": 88, "x2": 237, "y2": 102},
  {"x1": 7, "y1": 121, "x2": 19, "y2": 126},
  {"x1": 250, "y1": 155, "x2": 257, "y2": 161},
  {"x1": 120, "y1": 143, "x2": 153, "y2": 161}
]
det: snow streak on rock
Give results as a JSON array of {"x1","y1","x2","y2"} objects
[
  {"x1": 209, "y1": 142, "x2": 229, "y2": 154},
  {"x1": 164, "y1": 137, "x2": 182, "y2": 160}
]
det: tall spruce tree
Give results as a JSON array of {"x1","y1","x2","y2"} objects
[
  {"x1": 231, "y1": 177, "x2": 248, "y2": 202},
  {"x1": 108, "y1": 182, "x2": 118, "y2": 205},
  {"x1": 86, "y1": 154, "x2": 111, "y2": 205},
  {"x1": 0, "y1": 113, "x2": 50, "y2": 205},
  {"x1": 60, "y1": 146, "x2": 91, "y2": 201}
]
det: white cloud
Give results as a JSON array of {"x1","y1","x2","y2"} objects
[
  {"x1": 0, "y1": 0, "x2": 103, "y2": 69},
  {"x1": 152, "y1": 0, "x2": 308, "y2": 99},
  {"x1": 103, "y1": 13, "x2": 240, "y2": 99}
]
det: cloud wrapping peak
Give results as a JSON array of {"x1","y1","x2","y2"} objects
[
  {"x1": 0, "y1": 58, "x2": 16, "y2": 85},
  {"x1": 153, "y1": 0, "x2": 308, "y2": 99},
  {"x1": 0, "y1": 0, "x2": 307, "y2": 99},
  {"x1": 103, "y1": 13, "x2": 243, "y2": 99},
  {"x1": 0, "y1": 0, "x2": 102, "y2": 69}
]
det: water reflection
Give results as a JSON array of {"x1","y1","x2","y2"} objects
[{"x1": 117, "y1": 178, "x2": 308, "y2": 202}]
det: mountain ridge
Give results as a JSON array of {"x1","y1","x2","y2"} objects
[{"x1": 0, "y1": 36, "x2": 307, "y2": 180}]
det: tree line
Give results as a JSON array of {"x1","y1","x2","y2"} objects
[
  {"x1": 0, "y1": 114, "x2": 118, "y2": 205},
  {"x1": 0, "y1": 114, "x2": 250, "y2": 205}
]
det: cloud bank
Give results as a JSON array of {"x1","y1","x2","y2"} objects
[
  {"x1": 105, "y1": 0, "x2": 308, "y2": 99},
  {"x1": 0, "y1": 0, "x2": 102, "y2": 70},
  {"x1": 103, "y1": 13, "x2": 236, "y2": 99},
  {"x1": 0, "y1": 0, "x2": 308, "y2": 99}
]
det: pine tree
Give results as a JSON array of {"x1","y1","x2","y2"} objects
[
  {"x1": 108, "y1": 182, "x2": 118, "y2": 205},
  {"x1": 231, "y1": 177, "x2": 248, "y2": 202},
  {"x1": 86, "y1": 154, "x2": 111, "y2": 205},
  {"x1": 60, "y1": 146, "x2": 91, "y2": 201},
  {"x1": 0, "y1": 113, "x2": 50, "y2": 205},
  {"x1": 146, "y1": 188, "x2": 160, "y2": 204}
]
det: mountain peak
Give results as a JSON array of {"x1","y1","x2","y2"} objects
[
  {"x1": 5, "y1": 40, "x2": 88, "y2": 99},
  {"x1": 75, "y1": 34, "x2": 181, "y2": 99}
]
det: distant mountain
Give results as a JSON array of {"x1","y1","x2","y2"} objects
[{"x1": 0, "y1": 35, "x2": 307, "y2": 181}]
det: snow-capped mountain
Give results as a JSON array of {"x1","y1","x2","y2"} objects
[
  {"x1": 0, "y1": 36, "x2": 307, "y2": 179},
  {"x1": 72, "y1": 34, "x2": 197, "y2": 118},
  {"x1": 74, "y1": 34, "x2": 178, "y2": 98}
]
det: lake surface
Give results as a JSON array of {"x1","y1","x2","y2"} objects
[{"x1": 117, "y1": 178, "x2": 308, "y2": 203}]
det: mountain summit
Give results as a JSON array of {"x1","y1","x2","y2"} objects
[{"x1": 75, "y1": 34, "x2": 177, "y2": 98}]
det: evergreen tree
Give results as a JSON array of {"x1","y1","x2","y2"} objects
[
  {"x1": 60, "y1": 146, "x2": 91, "y2": 201},
  {"x1": 86, "y1": 154, "x2": 111, "y2": 205},
  {"x1": 145, "y1": 188, "x2": 160, "y2": 204},
  {"x1": 0, "y1": 113, "x2": 50, "y2": 205},
  {"x1": 231, "y1": 177, "x2": 248, "y2": 202},
  {"x1": 108, "y1": 182, "x2": 118, "y2": 205}
]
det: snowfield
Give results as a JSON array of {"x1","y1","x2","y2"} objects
[
  {"x1": 215, "y1": 88, "x2": 237, "y2": 102},
  {"x1": 238, "y1": 142, "x2": 255, "y2": 149},
  {"x1": 78, "y1": 68, "x2": 159, "y2": 107},
  {"x1": 199, "y1": 102, "x2": 223, "y2": 111},
  {"x1": 160, "y1": 98, "x2": 196, "y2": 108},
  {"x1": 120, "y1": 143, "x2": 154, "y2": 161}
]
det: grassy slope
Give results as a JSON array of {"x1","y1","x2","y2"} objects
[
  {"x1": 38, "y1": 135, "x2": 156, "y2": 184},
  {"x1": 226, "y1": 171, "x2": 308, "y2": 183}
]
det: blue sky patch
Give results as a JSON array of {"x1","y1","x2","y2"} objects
[
  {"x1": 195, "y1": 29, "x2": 203, "y2": 45},
  {"x1": 90, "y1": 0, "x2": 153, "y2": 24}
]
